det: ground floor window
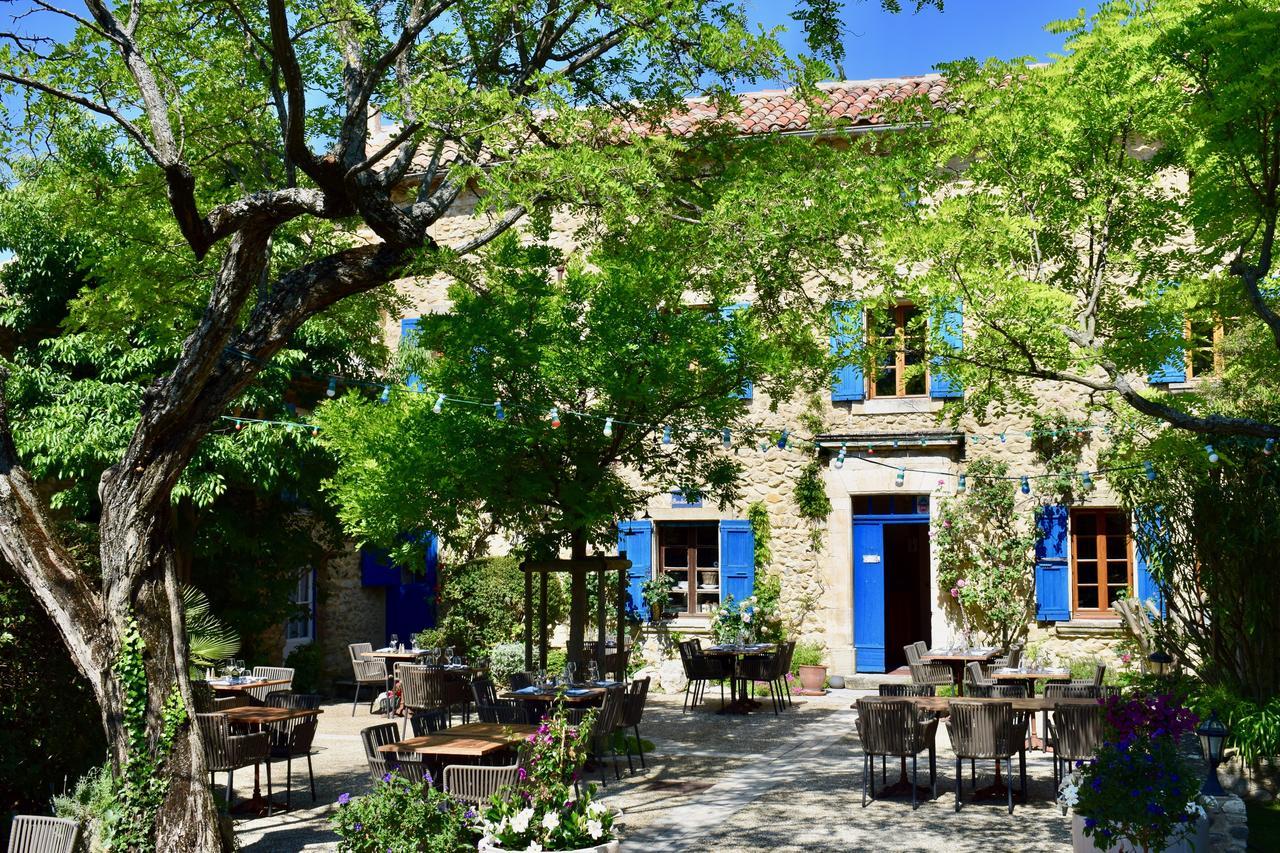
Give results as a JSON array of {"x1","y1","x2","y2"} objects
[
  {"x1": 658, "y1": 523, "x2": 719, "y2": 617},
  {"x1": 1070, "y1": 508, "x2": 1132, "y2": 616},
  {"x1": 284, "y1": 568, "x2": 316, "y2": 655}
]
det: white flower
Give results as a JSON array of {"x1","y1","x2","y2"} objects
[
  {"x1": 510, "y1": 807, "x2": 534, "y2": 834},
  {"x1": 1186, "y1": 800, "x2": 1207, "y2": 820},
  {"x1": 527, "y1": 842, "x2": 543, "y2": 853},
  {"x1": 478, "y1": 836, "x2": 497, "y2": 852},
  {"x1": 541, "y1": 811, "x2": 560, "y2": 832},
  {"x1": 586, "y1": 801, "x2": 607, "y2": 817},
  {"x1": 742, "y1": 612, "x2": 752, "y2": 623},
  {"x1": 587, "y1": 819, "x2": 604, "y2": 840}
]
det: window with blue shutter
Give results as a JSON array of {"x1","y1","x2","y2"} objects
[
  {"x1": 929, "y1": 299, "x2": 964, "y2": 399},
  {"x1": 1133, "y1": 509, "x2": 1167, "y2": 618},
  {"x1": 400, "y1": 317, "x2": 422, "y2": 391},
  {"x1": 617, "y1": 520, "x2": 653, "y2": 619},
  {"x1": 1034, "y1": 504, "x2": 1071, "y2": 621},
  {"x1": 720, "y1": 303, "x2": 753, "y2": 400},
  {"x1": 1148, "y1": 284, "x2": 1186, "y2": 384},
  {"x1": 719, "y1": 520, "x2": 755, "y2": 603},
  {"x1": 831, "y1": 301, "x2": 865, "y2": 401}
]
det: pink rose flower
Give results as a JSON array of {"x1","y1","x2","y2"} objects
[
  {"x1": 950, "y1": 587, "x2": 959, "y2": 598},
  {"x1": 957, "y1": 579, "x2": 967, "y2": 589}
]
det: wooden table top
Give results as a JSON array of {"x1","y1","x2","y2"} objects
[
  {"x1": 209, "y1": 677, "x2": 293, "y2": 693},
  {"x1": 362, "y1": 650, "x2": 432, "y2": 661},
  {"x1": 989, "y1": 668, "x2": 1073, "y2": 681},
  {"x1": 920, "y1": 649, "x2": 1000, "y2": 663},
  {"x1": 223, "y1": 706, "x2": 323, "y2": 725},
  {"x1": 378, "y1": 723, "x2": 536, "y2": 757},
  {"x1": 704, "y1": 644, "x2": 776, "y2": 657},
  {"x1": 501, "y1": 686, "x2": 609, "y2": 704},
  {"x1": 856, "y1": 695, "x2": 1100, "y2": 713}
]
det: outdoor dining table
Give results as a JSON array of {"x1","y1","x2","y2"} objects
[
  {"x1": 378, "y1": 722, "x2": 537, "y2": 763},
  {"x1": 704, "y1": 643, "x2": 776, "y2": 715},
  {"x1": 208, "y1": 676, "x2": 292, "y2": 696},
  {"x1": 361, "y1": 648, "x2": 435, "y2": 664},
  {"x1": 500, "y1": 684, "x2": 612, "y2": 707},
  {"x1": 918, "y1": 647, "x2": 1000, "y2": 695},
  {"x1": 988, "y1": 666, "x2": 1073, "y2": 695},
  {"x1": 223, "y1": 705, "x2": 323, "y2": 815}
]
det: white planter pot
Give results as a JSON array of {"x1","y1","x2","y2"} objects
[
  {"x1": 1070, "y1": 814, "x2": 1210, "y2": 853},
  {"x1": 504, "y1": 844, "x2": 618, "y2": 853}
]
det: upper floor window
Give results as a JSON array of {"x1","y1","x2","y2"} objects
[
  {"x1": 1185, "y1": 316, "x2": 1225, "y2": 380},
  {"x1": 284, "y1": 568, "x2": 316, "y2": 655},
  {"x1": 869, "y1": 304, "x2": 927, "y2": 398},
  {"x1": 1070, "y1": 509, "x2": 1132, "y2": 617}
]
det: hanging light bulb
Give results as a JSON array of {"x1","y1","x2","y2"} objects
[
  {"x1": 721, "y1": 428, "x2": 732, "y2": 449},
  {"x1": 286, "y1": 422, "x2": 295, "y2": 432},
  {"x1": 1020, "y1": 475, "x2": 1031, "y2": 494},
  {"x1": 603, "y1": 417, "x2": 614, "y2": 437},
  {"x1": 494, "y1": 400, "x2": 505, "y2": 420},
  {"x1": 1081, "y1": 471, "x2": 1094, "y2": 489},
  {"x1": 433, "y1": 393, "x2": 445, "y2": 414},
  {"x1": 1205, "y1": 444, "x2": 1219, "y2": 464},
  {"x1": 759, "y1": 439, "x2": 770, "y2": 452},
  {"x1": 999, "y1": 431, "x2": 1007, "y2": 443},
  {"x1": 1265, "y1": 438, "x2": 1275, "y2": 456},
  {"x1": 326, "y1": 377, "x2": 337, "y2": 397},
  {"x1": 311, "y1": 427, "x2": 319, "y2": 437},
  {"x1": 777, "y1": 429, "x2": 790, "y2": 450},
  {"x1": 1144, "y1": 460, "x2": 1157, "y2": 481},
  {"x1": 957, "y1": 474, "x2": 967, "y2": 493},
  {"x1": 380, "y1": 384, "x2": 391, "y2": 404},
  {"x1": 892, "y1": 439, "x2": 900, "y2": 448},
  {"x1": 895, "y1": 467, "x2": 905, "y2": 487},
  {"x1": 235, "y1": 420, "x2": 243, "y2": 431},
  {"x1": 835, "y1": 443, "x2": 847, "y2": 469},
  {"x1": 662, "y1": 424, "x2": 672, "y2": 445},
  {"x1": 1024, "y1": 430, "x2": 1033, "y2": 438},
  {"x1": 549, "y1": 407, "x2": 561, "y2": 428}
]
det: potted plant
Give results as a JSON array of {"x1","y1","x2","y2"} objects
[
  {"x1": 1058, "y1": 693, "x2": 1210, "y2": 853},
  {"x1": 477, "y1": 710, "x2": 621, "y2": 852},
  {"x1": 640, "y1": 574, "x2": 676, "y2": 623},
  {"x1": 792, "y1": 640, "x2": 827, "y2": 692}
]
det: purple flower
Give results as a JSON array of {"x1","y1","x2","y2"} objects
[
  {"x1": 338, "y1": 792, "x2": 351, "y2": 805},
  {"x1": 354, "y1": 823, "x2": 362, "y2": 831},
  {"x1": 465, "y1": 808, "x2": 477, "y2": 819},
  {"x1": 382, "y1": 772, "x2": 392, "y2": 783},
  {"x1": 518, "y1": 767, "x2": 528, "y2": 781}
]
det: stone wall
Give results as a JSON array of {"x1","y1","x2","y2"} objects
[{"x1": 316, "y1": 544, "x2": 386, "y2": 684}]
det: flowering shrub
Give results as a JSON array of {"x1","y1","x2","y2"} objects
[
  {"x1": 1058, "y1": 694, "x2": 1205, "y2": 852},
  {"x1": 476, "y1": 710, "x2": 619, "y2": 851},
  {"x1": 330, "y1": 771, "x2": 475, "y2": 853},
  {"x1": 711, "y1": 593, "x2": 774, "y2": 644}
]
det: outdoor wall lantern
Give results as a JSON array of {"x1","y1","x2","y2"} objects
[
  {"x1": 1197, "y1": 711, "x2": 1229, "y2": 797},
  {"x1": 1147, "y1": 650, "x2": 1173, "y2": 678}
]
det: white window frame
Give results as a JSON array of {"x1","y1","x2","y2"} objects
[{"x1": 283, "y1": 568, "x2": 316, "y2": 657}]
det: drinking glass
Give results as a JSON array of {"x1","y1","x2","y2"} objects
[
  {"x1": 586, "y1": 660, "x2": 599, "y2": 683},
  {"x1": 565, "y1": 661, "x2": 577, "y2": 685},
  {"x1": 445, "y1": 646, "x2": 455, "y2": 663},
  {"x1": 450, "y1": 654, "x2": 462, "y2": 667},
  {"x1": 536, "y1": 667, "x2": 547, "y2": 687},
  {"x1": 389, "y1": 634, "x2": 399, "y2": 652}
]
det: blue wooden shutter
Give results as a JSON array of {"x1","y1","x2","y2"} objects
[
  {"x1": 360, "y1": 547, "x2": 400, "y2": 586},
  {"x1": 617, "y1": 520, "x2": 653, "y2": 619},
  {"x1": 930, "y1": 299, "x2": 964, "y2": 399},
  {"x1": 853, "y1": 521, "x2": 885, "y2": 672},
  {"x1": 1149, "y1": 351, "x2": 1186, "y2": 384},
  {"x1": 719, "y1": 520, "x2": 755, "y2": 603},
  {"x1": 720, "y1": 303, "x2": 753, "y2": 400},
  {"x1": 400, "y1": 317, "x2": 422, "y2": 391},
  {"x1": 385, "y1": 582, "x2": 435, "y2": 646},
  {"x1": 1132, "y1": 510, "x2": 1167, "y2": 617},
  {"x1": 1034, "y1": 504, "x2": 1071, "y2": 621},
  {"x1": 830, "y1": 301, "x2": 865, "y2": 401}
]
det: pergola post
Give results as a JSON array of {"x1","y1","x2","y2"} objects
[
  {"x1": 523, "y1": 561, "x2": 533, "y2": 671},
  {"x1": 539, "y1": 569, "x2": 548, "y2": 671},
  {"x1": 616, "y1": 562, "x2": 627, "y2": 682},
  {"x1": 596, "y1": 558, "x2": 607, "y2": 674}
]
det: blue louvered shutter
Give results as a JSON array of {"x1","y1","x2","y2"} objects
[
  {"x1": 1148, "y1": 285, "x2": 1186, "y2": 384},
  {"x1": 1034, "y1": 504, "x2": 1071, "y2": 621},
  {"x1": 400, "y1": 317, "x2": 422, "y2": 391},
  {"x1": 720, "y1": 520, "x2": 755, "y2": 603},
  {"x1": 617, "y1": 520, "x2": 653, "y2": 619},
  {"x1": 930, "y1": 299, "x2": 964, "y2": 399},
  {"x1": 720, "y1": 303, "x2": 753, "y2": 400},
  {"x1": 831, "y1": 301, "x2": 865, "y2": 401},
  {"x1": 1132, "y1": 509, "x2": 1167, "y2": 617}
]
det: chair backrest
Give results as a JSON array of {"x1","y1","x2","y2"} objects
[
  {"x1": 360, "y1": 723, "x2": 402, "y2": 759},
  {"x1": 878, "y1": 683, "x2": 935, "y2": 697},
  {"x1": 265, "y1": 693, "x2": 323, "y2": 748},
  {"x1": 947, "y1": 700, "x2": 1020, "y2": 759},
  {"x1": 966, "y1": 683, "x2": 1028, "y2": 699},
  {"x1": 597, "y1": 685, "x2": 626, "y2": 735},
  {"x1": 409, "y1": 708, "x2": 449, "y2": 736},
  {"x1": 443, "y1": 763, "x2": 521, "y2": 805},
  {"x1": 965, "y1": 661, "x2": 990, "y2": 686},
  {"x1": 1044, "y1": 683, "x2": 1101, "y2": 700},
  {"x1": 509, "y1": 671, "x2": 534, "y2": 691},
  {"x1": 195, "y1": 712, "x2": 233, "y2": 771},
  {"x1": 389, "y1": 757, "x2": 434, "y2": 785},
  {"x1": 6, "y1": 815, "x2": 80, "y2": 853},
  {"x1": 349, "y1": 642, "x2": 373, "y2": 664},
  {"x1": 914, "y1": 640, "x2": 929, "y2": 657},
  {"x1": 471, "y1": 677, "x2": 499, "y2": 708},
  {"x1": 192, "y1": 680, "x2": 216, "y2": 713},
  {"x1": 247, "y1": 666, "x2": 295, "y2": 702},
  {"x1": 1006, "y1": 645, "x2": 1023, "y2": 669},
  {"x1": 621, "y1": 676, "x2": 651, "y2": 727},
  {"x1": 268, "y1": 692, "x2": 323, "y2": 710},
  {"x1": 399, "y1": 665, "x2": 445, "y2": 710},
  {"x1": 1053, "y1": 703, "x2": 1107, "y2": 761},
  {"x1": 903, "y1": 644, "x2": 922, "y2": 665},
  {"x1": 1092, "y1": 663, "x2": 1106, "y2": 687},
  {"x1": 856, "y1": 699, "x2": 914, "y2": 756}
]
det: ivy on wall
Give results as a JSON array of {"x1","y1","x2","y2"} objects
[{"x1": 793, "y1": 459, "x2": 832, "y2": 552}]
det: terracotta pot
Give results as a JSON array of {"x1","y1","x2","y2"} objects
[
  {"x1": 1070, "y1": 813, "x2": 1210, "y2": 853},
  {"x1": 797, "y1": 664, "x2": 827, "y2": 691}
]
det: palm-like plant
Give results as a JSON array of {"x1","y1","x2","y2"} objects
[{"x1": 182, "y1": 585, "x2": 240, "y2": 674}]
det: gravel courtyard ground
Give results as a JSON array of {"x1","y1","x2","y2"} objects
[{"x1": 234, "y1": 689, "x2": 1073, "y2": 852}]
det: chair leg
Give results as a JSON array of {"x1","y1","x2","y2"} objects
[
  {"x1": 625, "y1": 735, "x2": 635, "y2": 775},
  {"x1": 634, "y1": 725, "x2": 646, "y2": 769},
  {"x1": 265, "y1": 760, "x2": 273, "y2": 817},
  {"x1": 1019, "y1": 749, "x2": 1027, "y2": 802},
  {"x1": 1006, "y1": 759, "x2": 1013, "y2": 815},
  {"x1": 352, "y1": 682, "x2": 361, "y2": 716},
  {"x1": 930, "y1": 745, "x2": 937, "y2": 800},
  {"x1": 862, "y1": 753, "x2": 868, "y2": 807},
  {"x1": 285, "y1": 756, "x2": 292, "y2": 810},
  {"x1": 911, "y1": 754, "x2": 918, "y2": 811},
  {"x1": 954, "y1": 758, "x2": 962, "y2": 812},
  {"x1": 682, "y1": 681, "x2": 691, "y2": 714},
  {"x1": 881, "y1": 755, "x2": 886, "y2": 784}
]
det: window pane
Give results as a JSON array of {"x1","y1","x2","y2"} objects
[
  {"x1": 875, "y1": 367, "x2": 897, "y2": 397},
  {"x1": 874, "y1": 311, "x2": 897, "y2": 339},
  {"x1": 1106, "y1": 585, "x2": 1127, "y2": 607},
  {"x1": 1190, "y1": 319, "x2": 1215, "y2": 376},
  {"x1": 1104, "y1": 512, "x2": 1126, "y2": 536},
  {"x1": 696, "y1": 547, "x2": 718, "y2": 568},
  {"x1": 1106, "y1": 560, "x2": 1129, "y2": 585},
  {"x1": 663, "y1": 547, "x2": 688, "y2": 569},
  {"x1": 1075, "y1": 513, "x2": 1097, "y2": 537},
  {"x1": 1077, "y1": 561, "x2": 1098, "y2": 585},
  {"x1": 870, "y1": 495, "x2": 891, "y2": 514},
  {"x1": 1078, "y1": 586, "x2": 1099, "y2": 609},
  {"x1": 903, "y1": 369, "x2": 926, "y2": 396},
  {"x1": 1076, "y1": 535, "x2": 1097, "y2": 561}
]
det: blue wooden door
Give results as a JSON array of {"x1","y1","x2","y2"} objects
[{"x1": 853, "y1": 520, "x2": 886, "y2": 672}]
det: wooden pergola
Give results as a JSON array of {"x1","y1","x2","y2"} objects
[{"x1": 521, "y1": 556, "x2": 632, "y2": 682}]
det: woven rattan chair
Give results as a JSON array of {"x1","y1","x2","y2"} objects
[
  {"x1": 965, "y1": 661, "x2": 993, "y2": 690},
  {"x1": 990, "y1": 644, "x2": 1024, "y2": 671},
  {"x1": 361, "y1": 722, "x2": 402, "y2": 783},
  {"x1": 617, "y1": 676, "x2": 651, "y2": 773},
  {"x1": 471, "y1": 677, "x2": 529, "y2": 724},
  {"x1": 946, "y1": 700, "x2": 1028, "y2": 814},
  {"x1": 678, "y1": 640, "x2": 731, "y2": 713},
  {"x1": 392, "y1": 756, "x2": 435, "y2": 785},
  {"x1": 265, "y1": 693, "x2": 321, "y2": 808},
  {"x1": 567, "y1": 686, "x2": 625, "y2": 784},
  {"x1": 408, "y1": 708, "x2": 449, "y2": 736},
  {"x1": 245, "y1": 666, "x2": 294, "y2": 703},
  {"x1": 443, "y1": 670, "x2": 472, "y2": 725},
  {"x1": 399, "y1": 665, "x2": 447, "y2": 736},
  {"x1": 905, "y1": 644, "x2": 952, "y2": 689},
  {"x1": 738, "y1": 647, "x2": 786, "y2": 715},
  {"x1": 509, "y1": 671, "x2": 534, "y2": 691},
  {"x1": 1041, "y1": 683, "x2": 1102, "y2": 745},
  {"x1": 443, "y1": 762, "x2": 522, "y2": 805},
  {"x1": 854, "y1": 698, "x2": 938, "y2": 810},
  {"x1": 197, "y1": 712, "x2": 272, "y2": 813},
  {"x1": 192, "y1": 680, "x2": 249, "y2": 713},
  {"x1": 6, "y1": 816, "x2": 80, "y2": 853},
  {"x1": 1048, "y1": 702, "x2": 1106, "y2": 789},
  {"x1": 349, "y1": 643, "x2": 392, "y2": 716},
  {"x1": 966, "y1": 683, "x2": 1031, "y2": 699},
  {"x1": 1069, "y1": 663, "x2": 1106, "y2": 689}
]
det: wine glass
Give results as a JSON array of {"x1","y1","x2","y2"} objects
[
  {"x1": 444, "y1": 646, "x2": 455, "y2": 664},
  {"x1": 565, "y1": 661, "x2": 577, "y2": 685},
  {"x1": 389, "y1": 634, "x2": 399, "y2": 652},
  {"x1": 450, "y1": 652, "x2": 462, "y2": 667},
  {"x1": 586, "y1": 660, "x2": 599, "y2": 683}
]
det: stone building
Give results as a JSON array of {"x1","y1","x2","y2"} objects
[{"x1": 295, "y1": 75, "x2": 1183, "y2": 682}]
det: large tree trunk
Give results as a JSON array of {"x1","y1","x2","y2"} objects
[{"x1": 567, "y1": 529, "x2": 588, "y2": 666}]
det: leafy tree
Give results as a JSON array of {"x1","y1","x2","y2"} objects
[
  {"x1": 888, "y1": 0, "x2": 1280, "y2": 440},
  {"x1": 0, "y1": 1, "x2": 910, "y2": 845}
]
